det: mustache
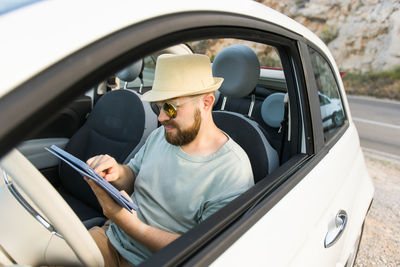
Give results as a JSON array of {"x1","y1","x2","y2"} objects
[{"x1": 161, "y1": 120, "x2": 179, "y2": 128}]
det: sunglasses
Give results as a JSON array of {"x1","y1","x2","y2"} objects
[{"x1": 154, "y1": 95, "x2": 203, "y2": 119}]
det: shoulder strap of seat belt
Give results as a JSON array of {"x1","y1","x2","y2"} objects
[{"x1": 279, "y1": 94, "x2": 289, "y2": 163}]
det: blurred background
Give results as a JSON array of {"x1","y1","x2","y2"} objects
[{"x1": 256, "y1": 0, "x2": 400, "y2": 101}]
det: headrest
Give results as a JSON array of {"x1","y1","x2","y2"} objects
[
  {"x1": 212, "y1": 44, "x2": 260, "y2": 98},
  {"x1": 261, "y1": 93, "x2": 285, "y2": 128},
  {"x1": 116, "y1": 59, "x2": 144, "y2": 82},
  {"x1": 87, "y1": 90, "x2": 144, "y2": 141}
]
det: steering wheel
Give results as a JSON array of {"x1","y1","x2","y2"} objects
[{"x1": 0, "y1": 149, "x2": 104, "y2": 266}]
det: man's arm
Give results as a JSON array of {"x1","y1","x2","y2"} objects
[
  {"x1": 86, "y1": 154, "x2": 135, "y2": 194},
  {"x1": 112, "y1": 164, "x2": 135, "y2": 194},
  {"x1": 112, "y1": 205, "x2": 180, "y2": 252},
  {"x1": 86, "y1": 179, "x2": 180, "y2": 251}
]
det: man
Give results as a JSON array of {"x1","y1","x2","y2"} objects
[{"x1": 87, "y1": 54, "x2": 254, "y2": 266}]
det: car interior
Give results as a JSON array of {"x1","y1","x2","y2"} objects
[
  {"x1": 17, "y1": 38, "x2": 297, "y2": 221},
  {"x1": 3, "y1": 36, "x2": 306, "y2": 265},
  {"x1": 19, "y1": 39, "x2": 294, "y2": 211}
]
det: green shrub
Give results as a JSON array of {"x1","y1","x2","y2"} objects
[
  {"x1": 258, "y1": 55, "x2": 282, "y2": 68},
  {"x1": 343, "y1": 66, "x2": 400, "y2": 100},
  {"x1": 319, "y1": 26, "x2": 338, "y2": 44}
]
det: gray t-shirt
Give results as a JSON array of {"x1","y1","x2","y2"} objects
[{"x1": 107, "y1": 126, "x2": 254, "y2": 265}]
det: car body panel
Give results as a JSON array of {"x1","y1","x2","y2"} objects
[
  {"x1": 1, "y1": 0, "x2": 327, "y2": 96},
  {"x1": 212, "y1": 123, "x2": 373, "y2": 267}
]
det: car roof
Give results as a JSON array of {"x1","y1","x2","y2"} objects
[{"x1": 0, "y1": 0, "x2": 330, "y2": 97}]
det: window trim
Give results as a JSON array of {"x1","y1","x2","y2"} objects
[
  {"x1": 298, "y1": 41, "x2": 325, "y2": 153},
  {"x1": 300, "y1": 42, "x2": 350, "y2": 150}
]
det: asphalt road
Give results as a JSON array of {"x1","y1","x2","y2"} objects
[{"x1": 347, "y1": 95, "x2": 400, "y2": 161}]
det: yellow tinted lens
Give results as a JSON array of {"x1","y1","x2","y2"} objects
[{"x1": 163, "y1": 102, "x2": 177, "y2": 118}]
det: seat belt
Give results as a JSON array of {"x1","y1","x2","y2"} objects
[
  {"x1": 138, "y1": 72, "x2": 144, "y2": 94},
  {"x1": 248, "y1": 93, "x2": 256, "y2": 118},
  {"x1": 279, "y1": 94, "x2": 289, "y2": 163}
]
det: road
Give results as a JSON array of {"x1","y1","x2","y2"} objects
[{"x1": 347, "y1": 95, "x2": 400, "y2": 161}]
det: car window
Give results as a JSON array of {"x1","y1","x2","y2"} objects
[
  {"x1": 124, "y1": 44, "x2": 193, "y2": 91},
  {"x1": 189, "y1": 38, "x2": 282, "y2": 68},
  {"x1": 126, "y1": 56, "x2": 156, "y2": 88},
  {"x1": 309, "y1": 47, "x2": 345, "y2": 141},
  {"x1": 189, "y1": 38, "x2": 286, "y2": 92},
  {"x1": 318, "y1": 93, "x2": 331, "y2": 105}
]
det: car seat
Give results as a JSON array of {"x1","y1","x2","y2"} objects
[
  {"x1": 58, "y1": 62, "x2": 146, "y2": 228},
  {"x1": 116, "y1": 60, "x2": 159, "y2": 163},
  {"x1": 212, "y1": 44, "x2": 279, "y2": 183},
  {"x1": 260, "y1": 92, "x2": 286, "y2": 151}
]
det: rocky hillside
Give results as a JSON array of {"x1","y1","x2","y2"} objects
[{"x1": 257, "y1": 0, "x2": 400, "y2": 73}]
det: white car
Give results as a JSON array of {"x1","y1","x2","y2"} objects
[
  {"x1": 0, "y1": 1, "x2": 373, "y2": 266},
  {"x1": 318, "y1": 92, "x2": 345, "y2": 130}
]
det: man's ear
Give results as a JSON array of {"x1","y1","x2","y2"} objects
[{"x1": 202, "y1": 93, "x2": 215, "y2": 111}]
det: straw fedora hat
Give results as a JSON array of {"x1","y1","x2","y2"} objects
[{"x1": 141, "y1": 54, "x2": 224, "y2": 102}]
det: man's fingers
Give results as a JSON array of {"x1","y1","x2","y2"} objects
[
  {"x1": 86, "y1": 156, "x2": 96, "y2": 166},
  {"x1": 120, "y1": 190, "x2": 132, "y2": 202},
  {"x1": 89, "y1": 156, "x2": 106, "y2": 169},
  {"x1": 86, "y1": 178, "x2": 107, "y2": 199},
  {"x1": 85, "y1": 178, "x2": 97, "y2": 192},
  {"x1": 86, "y1": 155, "x2": 118, "y2": 179},
  {"x1": 104, "y1": 172, "x2": 118, "y2": 181},
  {"x1": 93, "y1": 161, "x2": 115, "y2": 179},
  {"x1": 85, "y1": 177, "x2": 122, "y2": 219}
]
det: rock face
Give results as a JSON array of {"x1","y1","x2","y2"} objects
[{"x1": 257, "y1": 0, "x2": 400, "y2": 73}]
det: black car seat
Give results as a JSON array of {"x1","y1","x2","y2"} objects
[
  {"x1": 212, "y1": 44, "x2": 279, "y2": 183},
  {"x1": 58, "y1": 62, "x2": 146, "y2": 228},
  {"x1": 116, "y1": 60, "x2": 159, "y2": 163}
]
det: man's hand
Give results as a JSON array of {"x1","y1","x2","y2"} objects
[
  {"x1": 86, "y1": 154, "x2": 135, "y2": 193},
  {"x1": 86, "y1": 154, "x2": 120, "y2": 182},
  {"x1": 85, "y1": 177, "x2": 126, "y2": 218},
  {"x1": 85, "y1": 179, "x2": 180, "y2": 252}
]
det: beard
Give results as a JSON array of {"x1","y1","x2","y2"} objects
[{"x1": 162, "y1": 108, "x2": 201, "y2": 146}]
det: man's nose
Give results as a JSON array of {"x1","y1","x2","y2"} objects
[{"x1": 158, "y1": 108, "x2": 170, "y2": 122}]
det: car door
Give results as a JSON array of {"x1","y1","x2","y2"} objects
[
  {"x1": 295, "y1": 46, "x2": 373, "y2": 265},
  {"x1": 198, "y1": 43, "x2": 373, "y2": 267}
]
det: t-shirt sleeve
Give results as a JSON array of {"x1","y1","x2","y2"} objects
[
  {"x1": 199, "y1": 165, "x2": 254, "y2": 222},
  {"x1": 126, "y1": 128, "x2": 159, "y2": 175},
  {"x1": 127, "y1": 144, "x2": 146, "y2": 176},
  {"x1": 199, "y1": 191, "x2": 245, "y2": 222}
]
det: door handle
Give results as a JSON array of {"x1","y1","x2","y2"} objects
[{"x1": 324, "y1": 210, "x2": 348, "y2": 248}]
